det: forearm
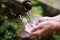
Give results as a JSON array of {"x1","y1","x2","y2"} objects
[
  {"x1": 49, "y1": 15, "x2": 60, "y2": 31},
  {"x1": 51, "y1": 15, "x2": 60, "y2": 31}
]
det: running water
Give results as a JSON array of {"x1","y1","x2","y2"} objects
[
  {"x1": 19, "y1": 15, "x2": 31, "y2": 38},
  {"x1": 27, "y1": 11, "x2": 42, "y2": 26},
  {"x1": 26, "y1": 11, "x2": 41, "y2": 40},
  {"x1": 19, "y1": 11, "x2": 41, "y2": 40},
  {"x1": 27, "y1": 11, "x2": 34, "y2": 21},
  {"x1": 26, "y1": 11, "x2": 36, "y2": 27},
  {"x1": 19, "y1": 6, "x2": 41, "y2": 39}
]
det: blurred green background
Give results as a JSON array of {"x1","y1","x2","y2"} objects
[{"x1": 0, "y1": 0, "x2": 60, "y2": 40}]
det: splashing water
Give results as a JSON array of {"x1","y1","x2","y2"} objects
[
  {"x1": 19, "y1": 15, "x2": 31, "y2": 38},
  {"x1": 27, "y1": 11, "x2": 41, "y2": 40},
  {"x1": 27, "y1": 11, "x2": 34, "y2": 21},
  {"x1": 19, "y1": 5, "x2": 42, "y2": 39},
  {"x1": 19, "y1": 11, "x2": 42, "y2": 40},
  {"x1": 26, "y1": 11, "x2": 36, "y2": 26},
  {"x1": 27, "y1": 11, "x2": 42, "y2": 26}
]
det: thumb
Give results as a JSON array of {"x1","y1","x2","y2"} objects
[
  {"x1": 25, "y1": 24, "x2": 33, "y2": 33},
  {"x1": 31, "y1": 23, "x2": 43, "y2": 32}
]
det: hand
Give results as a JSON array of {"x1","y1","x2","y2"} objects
[
  {"x1": 30, "y1": 21, "x2": 56, "y2": 37},
  {"x1": 25, "y1": 17, "x2": 56, "y2": 37},
  {"x1": 25, "y1": 16, "x2": 60, "y2": 37},
  {"x1": 35, "y1": 17, "x2": 52, "y2": 25},
  {"x1": 25, "y1": 17, "x2": 49, "y2": 33},
  {"x1": 25, "y1": 21, "x2": 57, "y2": 37}
]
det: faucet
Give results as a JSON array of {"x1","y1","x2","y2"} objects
[{"x1": 0, "y1": 0, "x2": 32, "y2": 18}]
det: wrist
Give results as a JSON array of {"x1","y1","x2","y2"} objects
[
  {"x1": 51, "y1": 17, "x2": 57, "y2": 22},
  {"x1": 43, "y1": 17, "x2": 52, "y2": 21},
  {"x1": 51, "y1": 15, "x2": 60, "y2": 22},
  {"x1": 52, "y1": 22, "x2": 60, "y2": 31}
]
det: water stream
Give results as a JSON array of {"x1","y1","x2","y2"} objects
[
  {"x1": 27, "y1": 11, "x2": 41, "y2": 40},
  {"x1": 19, "y1": 10, "x2": 41, "y2": 40}
]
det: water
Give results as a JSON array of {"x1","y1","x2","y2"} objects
[
  {"x1": 19, "y1": 11, "x2": 41, "y2": 40},
  {"x1": 19, "y1": 15, "x2": 31, "y2": 38},
  {"x1": 27, "y1": 11, "x2": 42, "y2": 27},
  {"x1": 27, "y1": 11, "x2": 41, "y2": 40},
  {"x1": 27, "y1": 11, "x2": 34, "y2": 21}
]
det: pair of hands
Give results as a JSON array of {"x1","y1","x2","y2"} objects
[{"x1": 25, "y1": 17, "x2": 57, "y2": 37}]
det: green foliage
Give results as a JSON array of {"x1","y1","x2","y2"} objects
[
  {"x1": 32, "y1": 6, "x2": 43, "y2": 15},
  {"x1": 0, "y1": 4, "x2": 19, "y2": 40},
  {"x1": 31, "y1": 0, "x2": 39, "y2": 6},
  {"x1": 53, "y1": 32, "x2": 60, "y2": 40},
  {"x1": 31, "y1": 0, "x2": 43, "y2": 16},
  {"x1": 0, "y1": 15, "x2": 18, "y2": 40}
]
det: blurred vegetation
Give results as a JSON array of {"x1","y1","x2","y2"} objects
[
  {"x1": 31, "y1": 0, "x2": 43, "y2": 16},
  {"x1": 0, "y1": 15, "x2": 18, "y2": 40},
  {"x1": 0, "y1": 0, "x2": 60, "y2": 40}
]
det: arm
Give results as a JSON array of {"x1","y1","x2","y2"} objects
[
  {"x1": 25, "y1": 15, "x2": 60, "y2": 37},
  {"x1": 50, "y1": 15, "x2": 60, "y2": 31},
  {"x1": 51, "y1": 15, "x2": 60, "y2": 22},
  {"x1": 44, "y1": 15, "x2": 60, "y2": 31}
]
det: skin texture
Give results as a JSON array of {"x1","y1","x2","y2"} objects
[{"x1": 25, "y1": 15, "x2": 60, "y2": 37}]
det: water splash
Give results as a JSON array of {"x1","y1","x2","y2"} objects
[
  {"x1": 19, "y1": 11, "x2": 41, "y2": 40},
  {"x1": 19, "y1": 15, "x2": 31, "y2": 38},
  {"x1": 26, "y1": 11, "x2": 41, "y2": 40},
  {"x1": 19, "y1": 15, "x2": 28, "y2": 25},
  {"x1": 27, "y1": 11, "x2": 34, "y2": 21}
]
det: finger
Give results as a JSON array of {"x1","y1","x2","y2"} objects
[
  {"x1": 25, "y1": 21, "x2": 48, "y2": 34},
  {"x1": 25, "y1": 24, "x2": 33, "y2": 33},
  {"x1": 35, "y1": 17, "x2": 51, "y2": 25},
  {"x1": 31, "y1": 29, "x2": 45, "y2": 37},
  {"x1": 31, "y1": 23, "x2": 43, "y2": 32},
  {"x1": 31, "y1": 21, "x2": 49, "y2": 33},
  {"x1": 35, "y1": 18, "x2": 44, "y2": 25},
  {"x1": 31, "y1": 29, "x2": 41, "y2": 36},
  {"x1": 25, "y1": 24, "x2": 33, "y2": 29}
]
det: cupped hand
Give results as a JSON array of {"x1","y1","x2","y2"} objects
[
  {"x1": 25, "y1": 17, "x2": 56, "y2": 37},
  {"x1": 30, "y1": 21, "x2": 56, "y2": 37}
]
